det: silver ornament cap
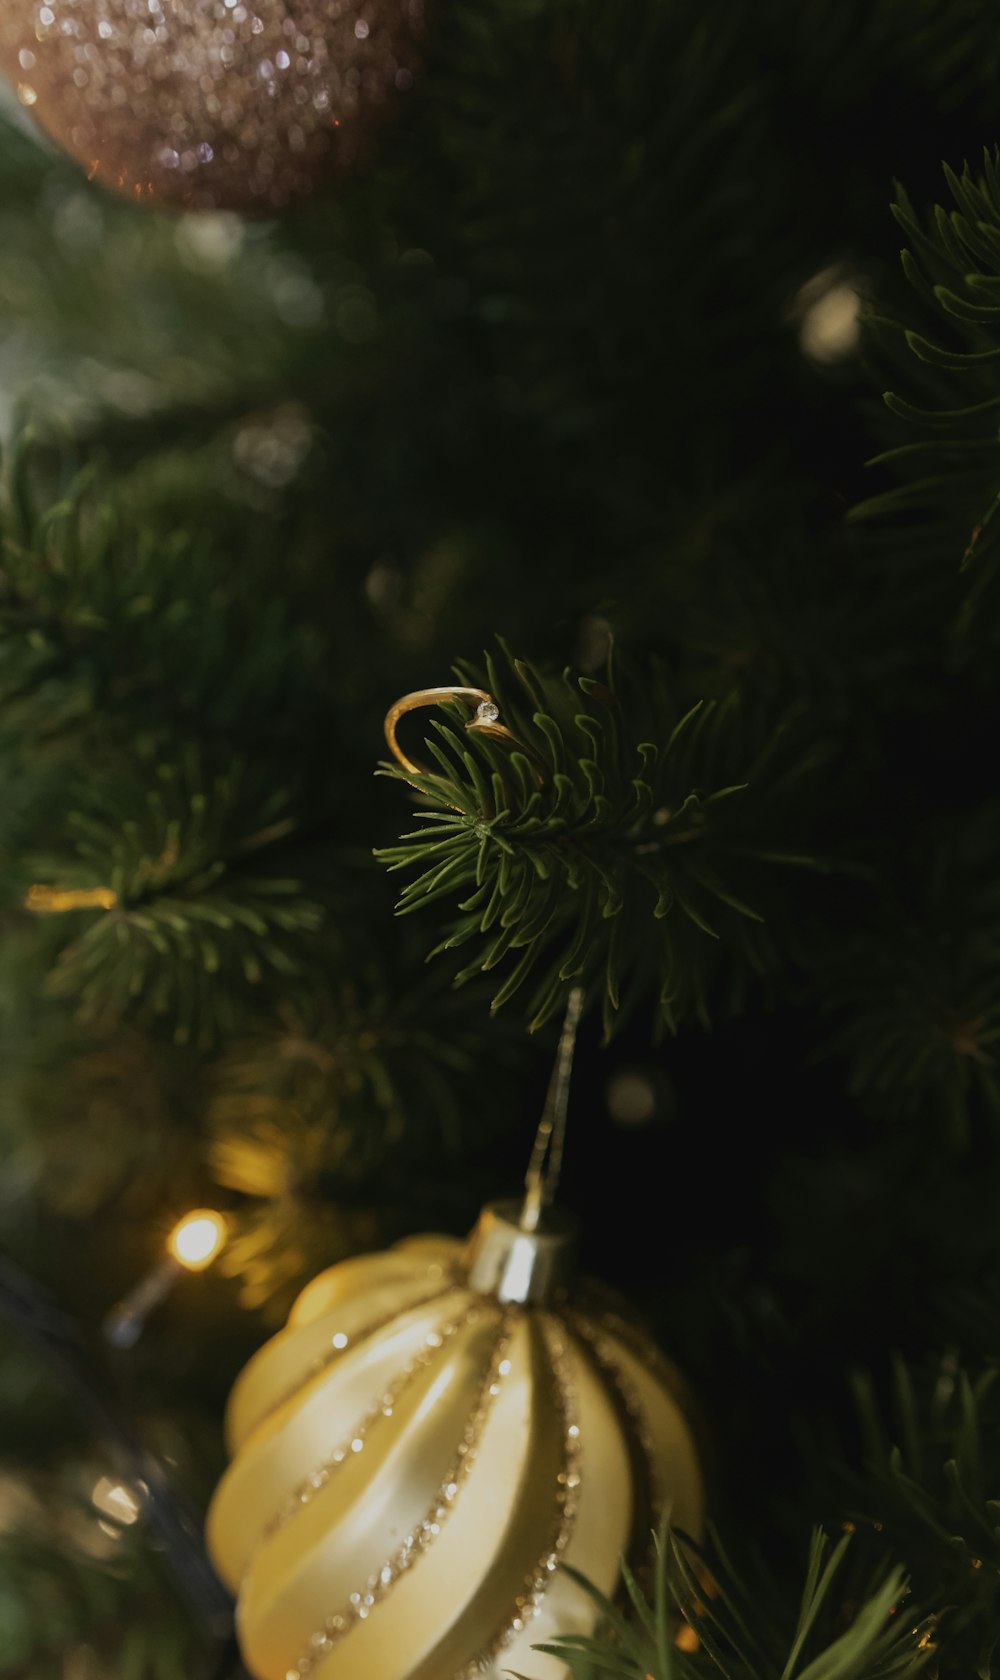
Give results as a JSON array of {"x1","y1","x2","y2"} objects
[
  {"x1": 465, "y1": 986, "x2": 585, "y2": 1307},
  {"x1": 464, "y1": 1200, "x2": 578, "y2": 1306}
]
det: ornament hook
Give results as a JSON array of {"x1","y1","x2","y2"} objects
[
  {"x1": 383, "y1": 685, "x2": 544, "y2": 783},
  {"x1": 521, "y1": 986, "x2": 584, "y2": 1233}
]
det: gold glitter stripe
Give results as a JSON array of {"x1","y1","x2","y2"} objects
[
  {"x1": 285, "y1": 1313, "x2": 516, "y2": 1680},
  {"x1": 453, "y1": 1312, "x2": 582, "y2": 1679},
  {"x1": 263, "y1": 1302, "x2": 480, "y2": 1544},
  {"x1": 267, "y1": 1275, "x2": 460, "y2": 1419},
  {"x1": 578, "y1": 1303, "x2": 710, "y2": 1489},
  {"x1": 264, "y1": 1275, "x2": 460, "y2": 1427},
  {"x1": 569, "y1": 1313, "x2": 662, "y2": 1585},
  {"x1": 579, "y1": 1303, "x2": 699, "y2": 1424}
]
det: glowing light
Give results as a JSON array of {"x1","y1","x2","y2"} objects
[
  {"x1": 607, "y1": 1068, "x2": 658, "y2": 1127},
  {"x1": 25, "y1": 884, "x2": 118, "y2": 912},
  {"x1": 795, "y1": 266, "x2": 862, "y2": 363},
  {"x1": 91, "y1": 1476, "x2": 140, "y2": 1526},
  {"x1": 168, "y1": 1209, "x2": 227, "y2": 1271}
]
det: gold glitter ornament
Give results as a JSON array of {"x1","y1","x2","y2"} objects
[
  {"x1": 0, "y1": 0, "x2": 425, "y2": 213},
  {"x1": 206, "y1": 994, "x2": 704, "y2": 1680}
]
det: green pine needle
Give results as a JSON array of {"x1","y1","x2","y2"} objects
[
  {"x1": 25, "y1": 750, "x2": 323, "y2": 1046},
  {"x1": 853, "y1": 150, "x2": 1000, "y2": 628},
  {"x1": 377, "y1": 648, "x2": 809, "y2": 1035},
  {"x1": 515, "y1": 1526, "x2": 930, "y2": 1680}
]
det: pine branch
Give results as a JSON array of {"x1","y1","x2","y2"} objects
[
  {"x1": 754, "y1": 0, "x2": 1000, "y2": 111},
  {"x1": 0, "y1": 1494, "x2": 214, "y2": 1680},
  {"x1": 429, "y1": 0, "x2": 789, "y2": 428},
  {"x1": 523, "y1": 1527, "x2": 929, "y2": 1680},
  {"x1": 0, "y1": 1010, "x2": 190, "y2": 1222},
  {"x1": 207, "y1": 967, "x2": 527, "y2": 1313},
  {"x1": 0, "y1": 120, "x2": 315, "y2": 447},
  {"x1": 852, "y1": 152, "x2": 1000, "y2": 624},
  {"x1": 0, "y1": 1254, "x2": 231, "y2": 1669},
  {"x1": 0, "y1": 437, "x2": 326, "y2": 753},
  {"x1": 849, "y1": 1354, "x2": 1000, "y2": 1674},
  {"x1": 378, "y1": 647, "x2": 816, "y2": 1035},
  {"x1": 818, "y1": 808, "x2": 1000, "y2": 1143},
  {"x1": 23, "y1": 749, "x2": 323, "y2": 1046}
]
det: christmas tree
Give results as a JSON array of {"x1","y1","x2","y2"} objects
[{"x1": 1, "y1": 2, "x2": 1000, "y2": 1677}]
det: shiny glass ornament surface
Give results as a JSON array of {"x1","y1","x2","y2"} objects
[
  {"x1": 0, "y1": 0, "x2": 424, "y2": 212},
  {"x1": 207, "y1": 1209, "x2": 704, "y2": 1680}
]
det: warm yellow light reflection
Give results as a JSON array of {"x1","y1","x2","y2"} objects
[
  {"x1": 168, "y1": 1209, "x2": 227, "y2": 1271},
  {"x1": 25, "y1": 884, "x2": 118, "y2": 913},
  {"x1": 91, "y1": 1476, "x2": 140, "y2": 1527},
  {"x1": 795, "y1": 266, "x2": 862, "y2": 363}
]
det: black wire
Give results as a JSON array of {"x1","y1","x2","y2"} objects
[{"x1": 0, "y1": 1252, "x2": 235, "y2": 1645}]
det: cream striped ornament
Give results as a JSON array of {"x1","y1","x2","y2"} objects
[{"x1": 206, "y1": 1205, "x2": 704, "y2": 1680}]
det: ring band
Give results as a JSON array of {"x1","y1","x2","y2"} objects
[{"x1": 383, "y1": 686, "x2": 542, "y2": 782}]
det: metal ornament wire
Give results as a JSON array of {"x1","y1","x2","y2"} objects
[
  {"x1": 383, "y1": 684, "x2": 546, "y2": 786},
  {"x1": 384, "y1": 686, "x2": 517, "y2": 775},
  {"x1": 520, "y1": 986, "x2": 585, "y2": 1233},
  {"x1": 0, "y1": 1253, "x2": 234, "y2": 1640}
]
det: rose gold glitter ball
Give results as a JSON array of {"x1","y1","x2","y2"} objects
[{"x1": 0, "y1": 0, "x2": 425, "y2": 212}]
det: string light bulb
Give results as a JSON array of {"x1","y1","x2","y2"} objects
[
  {"x1": 793, "y1": 265, "x2": 862, "y2": 364},
  {"x1": 104, "y1": 1208, "x2": 228, "y2": 1348},
  {"x1": 168, "y1": 1210, "x2": 227, "y2": 1271},
  {"x1": 91, "y1": 1474, "x2": 142, "y2": 1536}
]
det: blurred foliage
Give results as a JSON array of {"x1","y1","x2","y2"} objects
[
  {"x1": 854, "y1": 153, "x2": 1000, "y2": 632},
  {"x1": 28, "y1": 751, "x2": 324, "y2": 1046},
  {"x1": 533, "y1": 1529, "x2": 930, "y2": 1680},
  {"x1": 207, "y1": 966, "x2": 522, "y2": 1313},
  {"x1": 0, "y1": 1472, "x2": 214, "y2": 1680},
  {"x1": 818, "y1": 807, "x2": 1000, "y2": 1146},
  {"x1": 848, "y1": 1356, "x2": 1000, "y2": 1677},
  {"x1": 378, "y1": 648, "x2": 828, "y2": 1035},
  {"x1": 1, "y1": 0, "x2": 1000, "y2": 1672}
]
